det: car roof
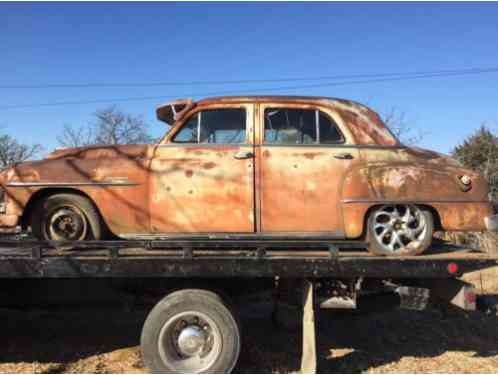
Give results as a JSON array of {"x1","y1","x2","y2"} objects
[
  {"x1": 195, "y1": 95, "x2": 363, "y2": 107},
  {"x1": 156, "y1": 95, "x2": 399, "y2": 146}
]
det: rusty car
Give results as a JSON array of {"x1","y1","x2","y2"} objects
[{"x1": 0, "y1": 96, "x2": 496, "y2": 256}]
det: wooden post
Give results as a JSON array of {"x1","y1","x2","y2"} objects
[{"x1": 300, "y1": 279, "x2": 317, "y2": 374}]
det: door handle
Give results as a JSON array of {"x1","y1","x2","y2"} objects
[
  {"x1": 233, "y1": 151, "x2": 255, "y2": 160},
  {"x1": 333, "y1": 152, "x2": 354, "y2": 160}
]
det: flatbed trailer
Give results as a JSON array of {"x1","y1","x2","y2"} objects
[{"x1": 0, "y1": 238, "x2": 497, "y2": 373}]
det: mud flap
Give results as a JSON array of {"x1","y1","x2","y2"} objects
[
  {"x1": 300, "y1": 279, "x2": 317, "y2": 374},
  {"x1": 428, "y1": 279, "x2": 477, "y2": 311}
]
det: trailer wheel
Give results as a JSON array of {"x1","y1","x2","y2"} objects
[
  {"x1": 367, "y1": 204, "x2": 434, "y2": 256},
  {"x1": 141, "y1": 289, "x2": 241, "y2": 374}
]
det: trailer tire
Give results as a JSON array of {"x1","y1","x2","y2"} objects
[{"x1": 141, "y1": 289, "x2": 241, "y2": 374}]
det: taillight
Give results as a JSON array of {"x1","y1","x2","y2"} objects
[{"x1": 447, "y1": 262, "x2": 459, "y2": 275}]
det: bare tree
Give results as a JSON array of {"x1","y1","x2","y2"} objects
[
  {"x1": 57, "y1": 124, "x2": 94, "y2": 148},
  {"x1": 381, "y1": 107, "x2": 425, "y2": 145},
  {"x1": 0, "y1": 134, "x2": 43, "y2": 168},
  {"x1": 57, "y1": 106, "x2": 153, "y2": 148}
]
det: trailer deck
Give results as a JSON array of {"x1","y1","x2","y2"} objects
[{"x1": 0, "y1": 239, "x2": 496, "y2": 279}]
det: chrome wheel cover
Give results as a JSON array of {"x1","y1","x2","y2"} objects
[
  {"x1": 372, "y1": 205, "x2": 428, "y2": 253},
  {"x1": 158, "y1": 311, "x2": 222, "y2": 373}
]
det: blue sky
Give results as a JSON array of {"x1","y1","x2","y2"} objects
[{"x1": 1, "y1": 2, "x2": 497, "y2": 154}]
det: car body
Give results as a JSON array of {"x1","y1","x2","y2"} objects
[{"x1": 0, "y1": 96, "x2": 496, "y2": 254}]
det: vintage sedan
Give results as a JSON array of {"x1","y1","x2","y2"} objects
[{"x1": 0, "y1": 96, "x2": 496, "y2": 256}]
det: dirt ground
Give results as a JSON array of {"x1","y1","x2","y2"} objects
[{"x1": 0, "y1": 271, "x2": 497, "y2": 374}]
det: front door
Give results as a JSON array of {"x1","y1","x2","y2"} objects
[
  {"x1": 257, "y1": 103, "x2": 359, "y2": 236},
  {"x1": 149, "y1": 104, "x2": 255, "y2": 234}
]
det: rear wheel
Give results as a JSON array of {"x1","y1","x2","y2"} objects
[
  {"x1": 367, "y1": 204, "x2": 434, "y2": 256},
  {"x1": 31, "y1": 193, "x2": 103, "y2": 241}
]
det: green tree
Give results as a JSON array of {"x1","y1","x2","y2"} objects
[{"x1": 452, "y1": 124, "x2": 498, "y2": 201}]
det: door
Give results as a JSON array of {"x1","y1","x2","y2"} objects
[
  {"x1": 257, "y1": 103, "x2": 359, "y2": 235},
  {"x1": 149, "y1": 104, "x2": 255, "y2": 233}
]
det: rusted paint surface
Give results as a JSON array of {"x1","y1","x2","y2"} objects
[
  {"x1": 342, "y1": 202, "x2": 494, "y2": 238},
  {"x1": 149, "y1": 145, "x2": 254, "y2": 233},
  {"x1": 258, "y1": 146, "x2": 359, "y2": 233},
  {"x1": 0, "y1": 144, "x2": 151, "y2": 234},
  {"x1": 0, "y1": 96, "x2": 493, "y2": 240},
  {"x1": 340, "y1": 147, "x2": 491, "y2": 237}
]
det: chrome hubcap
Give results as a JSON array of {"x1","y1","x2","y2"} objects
[
  {"x1": 177, "y1": 326, "x2": 208, "y2": 357},
  {"x1": 373, "y1": 205, "x2": 427, "y2": 253},
  {"x1": 158, "y1": 311, "x2": 221, "y2": 373}
]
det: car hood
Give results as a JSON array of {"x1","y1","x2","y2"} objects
[{"x1": 46, "y1": 144, "x2": 150, "y2": 160}]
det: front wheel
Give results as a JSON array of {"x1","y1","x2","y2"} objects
[
  {"x1": 367, "y1": 204, "x2": 434, "y2": 256},
  {"x1": 31, "y1": 193, "x2": 103, "y2": 241}
]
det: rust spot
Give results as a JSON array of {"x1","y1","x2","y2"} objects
[
  {"x1": 302, "y1": 152, "x2": 322, "y2": 160},
  {"x1": 263, "y1": 150, "x2": 271, "y2": 158},
  {"x1": 203, "y1": 162, "x2": 216, "y2": 170},
  {"x1": 185, "y1": 170, "x2": 193, "y2": 178}
]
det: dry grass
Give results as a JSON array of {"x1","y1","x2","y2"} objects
[{"x1": 0, "y1": 298, "x2": 497, "y2": 374}]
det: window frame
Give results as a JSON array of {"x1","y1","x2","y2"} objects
[
  {"x1": 164, "y1": 103, "x2": 253, "y2": 146},
  {"x1": 262, "y1": 106, "x2": 346, "y2": 146}
]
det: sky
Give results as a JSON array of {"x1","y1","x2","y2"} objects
[{"x1": 1, "y1": 2, "x2": 498, "y2": 155}]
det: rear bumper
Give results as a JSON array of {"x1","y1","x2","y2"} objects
[{"x1": 485, "y1": 214, "x2": 498, "y2": 232}]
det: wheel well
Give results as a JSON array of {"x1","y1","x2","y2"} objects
[
  {"x1": 360, "y1": 203, "x2": 443, "y2": 239},
  {"x1": 20, "y1": 188, "x2": 110, "y2": 233}
]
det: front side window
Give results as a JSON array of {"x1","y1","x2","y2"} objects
[
  {"x1": 173, "y1": 108, "x2": 246, "y2": 144},
  {"x1": 264, "y1": 108, "x2": 344, "y2": 145}
]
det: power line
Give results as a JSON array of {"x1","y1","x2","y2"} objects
[
  {"x1": 1, "y1": 69, "x2": 497, "y2": 110},
  {"x1": 1, "y1": 67, "x2": 497, "y2": 89}
]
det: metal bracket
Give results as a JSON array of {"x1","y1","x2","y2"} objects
[
  {"x1": 109, "y1": 247, "x2": 119, "y2": 259},
  {"x1": 328, "y1": 244, "x2": 339, "y2": 258},
  {"x1": 256, "y1": 247, "x2": 266, "y2": 259},
  {"x1": 31, "y1": 246, "x2": 42, "y2": 259},
  {"x1": 183, "y1": 247, "x2": 193, "y2": 259}
]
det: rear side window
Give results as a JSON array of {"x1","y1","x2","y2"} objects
[
  {"x1": 173, "y1": 108, "x2": 246, "y2": 144},
  {"x1": 264, "y1": 108, "x2": 343, "y2": 145}
]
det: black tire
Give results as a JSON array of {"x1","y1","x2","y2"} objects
[
  {"x1": 31, "y1": 193, "x2": 103, "y2": 241},
  {"x1": 367, "y1": 205, "x2": 434, "y2": 256},
  {"x1": 141, "y1": 289, "x2": 241, "y2": 374}
]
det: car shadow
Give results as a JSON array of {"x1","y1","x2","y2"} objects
[{"x1": 0, "y1": 306, "x2": 147, "y2": 372}]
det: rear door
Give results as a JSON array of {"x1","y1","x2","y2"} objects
[
  {"x1": 149, "y1": 103, "x2": 255, "y2": 234},
  {"x1": 257, "y1": 103, "x2": 359, "y2": 236}
]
